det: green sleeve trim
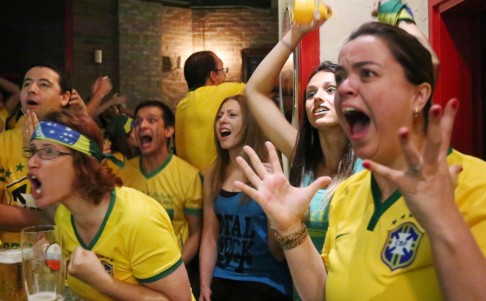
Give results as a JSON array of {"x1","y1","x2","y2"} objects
[
  {"x1": 137, "y1": 258, "x2": 184, "y2": 283},
  {"x1": 184, "y1": 208, "x2": 202, "y2": 216}
]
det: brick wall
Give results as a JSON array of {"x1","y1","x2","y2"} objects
[
  {"x1": 72, "y1": 0, "x2": 119, "y2": 99},
  {"x1": 118, "y1": 0, "x2": 163, "y2": 106},
  {"x1": 162, "y1": 7, "x2": 279, "y2": 109},
  {"x1": 160, "y1": 6, "x2": 193, "y2": 110},
  {"x1": 71, "y1": 0, "x2": 278, "y2": 111}
]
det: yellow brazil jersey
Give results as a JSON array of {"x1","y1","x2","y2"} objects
[
  {"x1": 0, "y1": 108, "x2": 8, "y2": 132},
  {"x1": 0, "y1": 120, "x2": 38, "y2": 248},
  {"x1": 56, "y1": 186, "x2": 191, "y2": 301},
  {"x1": 322, "y1": 149, "x2": 486, "y2": 301},
  {"x1": 175, "y1": 82, "x2": 245, "y2": 174},
  {"x1": 117, "y1": 154, "x2": 203, "y2": 251}
]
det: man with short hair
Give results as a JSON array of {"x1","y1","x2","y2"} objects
[
  {"x1": 0, "y1": 63, "x2": 72, "y2": 248},
  {"x1": 175, "y1": 51, "x2": 245, "y2": 174},
  {"x1": 118, "y1": 100, "x2": 203, "y2": 267}
]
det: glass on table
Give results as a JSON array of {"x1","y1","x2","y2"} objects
[
  {"x1": 0, "y1": 247, "x2": 26, "y2": 301},
  {"x1": 21, "y1": 225, "x2": 64, "y2": 301}
]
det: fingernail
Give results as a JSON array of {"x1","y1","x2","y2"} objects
[
  {"x1": 362, "y1": 161, "x2": 371, "y2": 169},
  {"x1": 431, "y1": 106, "x2": 441, "y2": 117},
  {"x1": 451, "y1": 98, "x2": 459, "y2": 110}
]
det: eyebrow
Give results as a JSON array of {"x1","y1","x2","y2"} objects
[
  {"x1": 338, "y1": 60, "x2": 380, "y2": 68},
  {"x1": 349, "y1": 61, "x2": 381, "y2": 71},
  {"x1": 22, "y1": 77, "x2": 55, "y2": 84},
  {"x1": 307, "y1": 81, "x2": 336, "y2": 88}
]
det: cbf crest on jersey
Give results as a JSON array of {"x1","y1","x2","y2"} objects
[{"x1": 381, "y1": 222, "x2": 423, "y2": 271}]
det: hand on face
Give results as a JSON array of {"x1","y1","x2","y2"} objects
[
  {"x1": 361, "y1": 98, "x2": 462, "y2": 230},
  {"x1": 234, "y1": 141, "x2": 331, "y2": 234},
  {"x1": 22, "y1": 110, "x2": 39, "y2": 147}
]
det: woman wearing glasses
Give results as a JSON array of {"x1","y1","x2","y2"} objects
[{"x1": 24, "y1": 109, "x2": 194, "y2": 301}]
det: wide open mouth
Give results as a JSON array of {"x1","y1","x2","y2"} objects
[
  {"x1": 219, "y1": 128, "x2": 231, "y2": 138},
  {"x1": 26, "y1": 99, "x2": 39, "y2": 108},
  {"x1": 138, "y1": 133, "x2": 153, "y2": 146},
  {"x1": 29, "y1": 175, "x2": 42, "y2": 198},
  {"x1": 342, "y1": 107, "x2": 370, "y2": 136}
]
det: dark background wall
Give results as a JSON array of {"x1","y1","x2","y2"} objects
[{"x1": 0, "y1": 0, "x2": 66, "y2": 85}]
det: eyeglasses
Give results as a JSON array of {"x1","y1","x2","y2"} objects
[
  {"x1": 214, "y1": 67, "x2": 229, "y2": 74},
  {"x1": 22, "y1": 147, "x2": 73, "y2": 160}
]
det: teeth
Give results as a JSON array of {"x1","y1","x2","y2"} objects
[
  {"x1": 315, "y1": 108, "x2": 329, "y2": 113},
  {"x1": 342, "y1": 108, "x2": 356, "y2": 112},
  {"x1": 36, "y1": 188, "x2": 41, "y2": 194}
]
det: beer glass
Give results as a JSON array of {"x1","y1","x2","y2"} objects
[
  {"x1": 21, "y1": 225, "x2": 63, "y2": 301},
  {"x1": 0, "y1": 247, "x2": 26, "y2": 301}
]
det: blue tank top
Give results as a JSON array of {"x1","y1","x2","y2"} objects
[{"x1": 213, "y1": 191, "x2": 293, "y2": 297}]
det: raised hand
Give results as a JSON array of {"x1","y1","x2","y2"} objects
[
  {"x1": 234, "y1": 141, "x2": 330, "y2": 234},
  {"x1": 362, "y1": 98, "x2": 462, "y2": 231},
  {"x1": 291, "y1": 2, "x2": 331, "y2": 37},
  {"x1": 68, "y1": 89, "x2": 88, "y2": 115},
  {"x1": 22, "y1": 110, "x2": 39, "y2": 147},
  {"x1": 91, "y1": 76, "x2": 112, "y2": 99}
]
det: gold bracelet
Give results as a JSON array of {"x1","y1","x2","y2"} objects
[
  {"x1": 273, "y1": 224, "x2": 308, "y2": 250},
  {"x1": 280, "y1": 39, "x2": 294, "y2": 51}
]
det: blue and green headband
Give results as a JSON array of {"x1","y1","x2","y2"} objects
[{"x1": 32, "y1": 121, "x2": 124, "y2": 168}]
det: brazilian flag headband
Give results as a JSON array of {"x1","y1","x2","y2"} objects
[{"x1": 32, "y1": 121, "x2": 124, "y2": 168}]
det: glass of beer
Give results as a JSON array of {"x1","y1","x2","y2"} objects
[
  {"x1": 21, "y1": 225, "x2": 63, "y2": 301},
  {"x1": 0, "y1": 247, "x2": 26, "y2": 301}
]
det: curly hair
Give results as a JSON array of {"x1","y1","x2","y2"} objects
[{"x1": 42, "y1": 109, "x2": 122, "y2": 205}]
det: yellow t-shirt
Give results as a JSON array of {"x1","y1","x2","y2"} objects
[
  {"x1": 175, "y1": 82, "x2": 245, "y2": 173},
  {"x1": 56, "y1": 186, "x2": 188, "y2": 301},
  {"x1": 322, "y1": 149, "x2": 486, "y2": 301},
  {"x1": 117, "y1": 154, "x2": 203, "y2": 250},
  {"x1": 0, "y1": 108, "x2": 8, "y2": 132},
  {"x1": 0, "y1": 119, "x2": 38, "y2": 248}
]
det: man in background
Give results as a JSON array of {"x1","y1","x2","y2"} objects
[{"x1": 175, "y1": 51, "x2": 245, "y2": 174}]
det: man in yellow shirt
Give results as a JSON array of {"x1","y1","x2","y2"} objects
[
  {"x1": 0, "y1": 64, "x2": 71, "y2": 248},
  {"x1": 175, "y1": 51, "x2": 245, "y2": 174}
]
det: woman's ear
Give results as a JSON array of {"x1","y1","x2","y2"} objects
[{"x1": 413, "y1": 82, "x2": 432, "y2": 112}]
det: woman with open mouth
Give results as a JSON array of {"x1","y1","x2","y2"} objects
[
  {"x1": 232, "y1": 2, "x2": 486, "y2": 301},
  {"x1": 25, "y1": 109, "x2": 194, "y2": 301},
  {"x1": 199, "y1": 95, "x2": 292, "y2": 301},
  {"x1": 244, "y1": 4, "x2": 361, "y2": 274}
]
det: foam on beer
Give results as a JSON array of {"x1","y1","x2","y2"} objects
[{"x1": 0, "y1": 248, "x2": 22, "y2": 264}]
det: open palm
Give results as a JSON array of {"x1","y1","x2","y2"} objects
[{"x1": 234, "y1": 141, "x2": 330, "y2": 233}]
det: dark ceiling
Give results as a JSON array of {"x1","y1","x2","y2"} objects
[{"x1": 142, "y1": 0, "x2": 272, "y2": 8}]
